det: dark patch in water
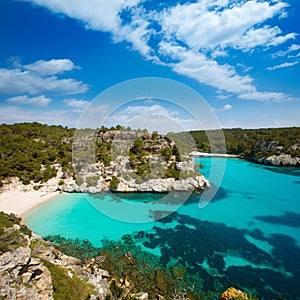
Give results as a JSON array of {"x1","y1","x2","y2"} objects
[
  {"x1": 207, "y1": 254, "x2": 225, "y2": 271},
  {"x1": 113, "y1": 192, "x2": 168, "y2": 203},
  {"x1": 294, "y1": 180, "x2": 300, "y2": 184},
  {"x1": 246, "y1": 195, "x2": 255, "y2": 200},
  {"x1": 182, "y1": 186, "x2": 228, "y2": 206},
  {"x1": 262, "y1": 166, "x2": 300, "y2": 177},
  {"x1": 149, "y1": 210, "x2": 175, "y2": 221},
  {"x1": 134, "y1": 213, "x2": 300, "y2": 299},
  {"x1": 247, "y1": 228, "x2": 269, "y2": 242},
  {"x1": 254, "y1": 212, "x2": 300, "y2": 228}
]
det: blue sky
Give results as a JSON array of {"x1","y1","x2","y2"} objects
[{"x1": 0, "y1": 0, "x2": 299, "y2": 130}]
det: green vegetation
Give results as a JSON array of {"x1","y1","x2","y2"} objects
[
  {"x1": 42, "y1": 259, "x2": 94, "y2": 300},
  {"x1": 172, "y1": 264, "x2": 186, "y2": 279},
  {"x1": 128, "y1": 135, "x2": 184, "y2": 181},
  {"x1": 86, "y1": 175, "x2": 99, "y2": 187},
  {"x1": 0, "y1": 123, "x2": 74, "y2": 184},
  {"x1": 45, "y1": 235, "x2": 100, "y2": 260},
  {"x1": 110, "y1": 176, "x2": 119, "y2": 190},
  {"x1": 164, "y1": 162, "x2": 180, "y2": 180},
  {"x1": 189, "y1": 127, "x2": 300, "y2": 158},
  {"x1": 96, "y1": 142, "x2": 112, "y2": 166},
  {"x1": 160, "y1": 146, "x2": 172, "y2": 161},
  {"x1": 0, "y1": 212, "x2": 31, "y2": 254},
  {"x1": 1, "y1": 123, "x2": 298, "y2": 189},
  {"x1": 45, "y1": 235, "x2": 214, "y2": 299}
]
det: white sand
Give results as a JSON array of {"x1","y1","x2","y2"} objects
[{"x1": 0, "y1": 190, "x2": 60, "y2": 217}]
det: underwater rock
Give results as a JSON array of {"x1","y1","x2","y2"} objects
[
  {"x1": 171, "y1": 264, "x2": 186, "y2": 279},
  {"x1": 220, "y1": 287, "x2": 249, "y2": 300},
  {"x1": 130, "y1": 292, "x2": 149, "y2": 299},
  {"x1": 95, "y1": 255, "x2": 106, "y2": 264}
]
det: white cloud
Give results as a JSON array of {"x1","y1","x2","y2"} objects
[
  {"x1": 272, "y1": 43, "x2": 300, "y2": 57},
  {"x1": 22, "y1": 59, "x2": 77, "y2": 75},
  {"x1": 159, "y1": 42, "x2": 255, "y2": 94},
  {"x1": 121, "y1": 104, "x2": 178, "y2": 117},
  {"x1": 289, "y1": 44, "x2": 300, "y2": 52},
  {"x1": 26, "y1": 0, "x2": 141, "y2": 32},
  {"x1": 0, "y1": 105, "x2": 79, "y2": 127},
  {"x1": 25, "y1": 0, "x2": 296, "y2": 103},
  {"x1": 214, "y1": 103, "x2": 232, "y2": 111},
  {"x1": 216, "y1": 93, "x2": 231, "y2": 100},
  {"x1": 63, "y1": 98, "x2": 90, "y2": 112},
  {"x1": 236, "y1": 26, "x2": 295, "y2": 51},
  {"x1": 112, "y1": 7, "x2": 153, "y2": 58},
  {"x1": 104, "y1": 104, "x2": 199, "y2": 133},
  {"x1": 223, "y1": 104, "x2": 232, "y2": 111},
  {"x1": 238, "y1": 91, "x2": 296, "y2": 102},
  {"x1": 6, "y1": 95, "x2": 52, "y2": 106},
  {"x1": 0, "y1": 61, "x2": 88, "y2": 95},
  {"x1": 211, "y1": 49, "x2": 228, "y2": 58},
  {"x1": 158, "y1": 0, "x2": 289, "y2": 51},
  {"x1": 267, "y1": 61, "x2": 298, "y2": 71}
]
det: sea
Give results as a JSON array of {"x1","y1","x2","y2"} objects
[{"x1": 24, "y1": 158, "x2": 300, "y2": 299}]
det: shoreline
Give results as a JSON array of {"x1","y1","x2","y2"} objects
[
  {"x1": 0, "y1": 190, "x2": 61, "y2": 217},
  {"x1": 191, "y1": 151, "x2": 239, "y2": 158}
]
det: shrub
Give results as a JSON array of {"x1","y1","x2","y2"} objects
[
  {"x1": 42, "y1": 260, "x2": 95, "y2": 300},
  {"x1": 86, "y1": 176, "x2": 99, "y2": 187},
  {"x1": 109, "y1": 176, "x2": 119, "y2": 190}
]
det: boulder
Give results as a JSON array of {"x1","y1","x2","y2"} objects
[
  {"x1": 0, "y1": 247, "x2": 31, "y2": 273},
  {"x1": 60, "y1": 254, "x2": 81, "y2": 266}
]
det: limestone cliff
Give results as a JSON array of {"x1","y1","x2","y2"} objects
[{"x1": 248, "y1": 141, "x2": 300, "y2": 166}]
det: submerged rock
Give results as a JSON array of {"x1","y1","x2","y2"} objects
[{"x1": 220, "y1": 287, "x2": 249, "y2": 300}]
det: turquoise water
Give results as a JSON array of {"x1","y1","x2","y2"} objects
[{"x1": 25, "y1": 158, "x2": 300, "y2": 299}]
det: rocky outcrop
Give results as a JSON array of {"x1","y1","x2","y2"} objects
[
  {"x1": 249, "y1": 140, "x2": 300, "y2": 167},
  {"x1": 0, "y1": 214, "x2": 110, "y2": 300},
  {"x1": 115, "y1": 175, "x2": 209, "y2": 192},
  {"x1": 0, "y1": 212, "x2": 162, "y2": 300},
  {"x1": 252, "y1": 154, "x2": 300, "y2": 166},
  {"x1": 220, "y1": 287, "x2": 249, "y2": 300},
  {"x1": 0, "y1": 247, "x2": 53, "y2": 300},
  {"x1": 1, "y1": 130, "x2": 211, "y2": 194}
]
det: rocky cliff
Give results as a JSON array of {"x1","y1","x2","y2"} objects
[
  {"x1": 0, "y1": 211, "x2": 153, "y2": 300},
  {"x1": 1, "y1": 130, "x2": 209, "y2": 195},
  {"x1": 249, "y1": 141, "x2": 300, "y2": 166},
  {"x1": 70, "y1": 130, "x2": 209, "y2": 193}
]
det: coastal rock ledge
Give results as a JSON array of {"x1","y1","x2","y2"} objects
[
  {"x1": 251, "y1": 154, "x2": 300, "y2": 166},
  {"x1": 114, "y1": 175, "x2": 209, "y2": 193},
  {"x1": 59, "y1": 174, "x2": 209, "y2": 193}
]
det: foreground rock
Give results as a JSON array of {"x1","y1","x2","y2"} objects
[
  {"x1": 0, "y1": 212, "x2": 169, "y2": 300},
  {"x1": 0, "y1": 212, "x2": 108, "y2": 299}
]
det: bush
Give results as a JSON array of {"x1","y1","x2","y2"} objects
[
  {"x1": 164, "y1": 162, "x2": 180, "y2": 180},
  {"x1": 76, "y1": 176, "x2": 84, "y2": 186},
  {"x1": 42, "y1": 260, "x2": 95, "y2": 300},
  {"x1": 0, "y1": 212, "x2": 30, "y2": 254},
  {"x1": 110, "y1": 176, "x2": 119, "y2": 190},
  {"x1": 86, "y1": 176, "x2": 99, "y2": 187}
]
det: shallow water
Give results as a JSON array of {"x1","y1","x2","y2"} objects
[{"x1": 25, "y1": 158, "x2": 300, "y2": 299}]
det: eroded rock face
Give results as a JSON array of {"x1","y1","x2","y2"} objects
[
  {"x1": 115, "y1": 175, "x2": 209, "y2": 193},
  {"x1": 253, "y1": 153, "x2": 300, "y2": 166},
  {"x1": 0, "y1": 247, "x2": 53, "y2": 300},
  {"x1": 0, "y1": 247, "x2": 31, "y2": 273}
]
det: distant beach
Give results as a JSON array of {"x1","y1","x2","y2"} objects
[{"x1": 191, "y1": 151, "x2": 239, "y2": 158}]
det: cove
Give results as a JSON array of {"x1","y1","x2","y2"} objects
[{"x1": 24, "y1": 158, "x2": 300, "y2": 299}]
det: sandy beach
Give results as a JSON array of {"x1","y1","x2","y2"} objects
[{"x1": 0, "y1": 190, "x2": 60, "y2": 217}]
